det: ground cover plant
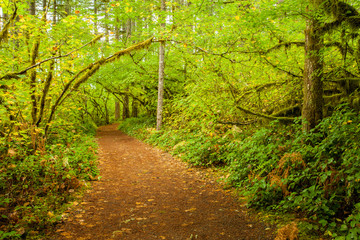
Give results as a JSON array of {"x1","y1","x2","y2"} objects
[{"x1": 0, "y1": 124, "x2": 99, "y2": 239}]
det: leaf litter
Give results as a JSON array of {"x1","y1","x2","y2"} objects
[{"x1": 52, "y1": 124, "x2": 274, "y2": 239}]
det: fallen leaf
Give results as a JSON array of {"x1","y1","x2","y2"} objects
[
  {"x1": 185, "y1": 208, "x2": 196, "y2": 212},
  {"x1": 181, "y1": 222, "x2": 193, "y2": 227},
  {"x1": 121, "y1": 228, "x2": 132, "y2": 233},
  {"x1": 60, "y1": 232, "x2": 71, "y2": 236}
]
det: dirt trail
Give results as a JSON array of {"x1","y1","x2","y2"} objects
[{"x1": 54, "y1": 124, "x2": 275, "y2": 239}]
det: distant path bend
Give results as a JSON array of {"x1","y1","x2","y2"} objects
[{"x1": 55, "y1": 124, "x2": 275, "y2": 240}]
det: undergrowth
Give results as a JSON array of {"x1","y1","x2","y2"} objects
[
  {"x1": 0, "y1": 123, "x2": 99, "y2": 239},
  {"x1": 119, "y1": 106, "x2": 360, "y2": 239}
]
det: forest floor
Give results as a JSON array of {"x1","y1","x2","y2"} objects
[{"x1": 52, "y1": 124, "x2": 275, "y2": 240}]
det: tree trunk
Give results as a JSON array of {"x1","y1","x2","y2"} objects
[
  {"x1": 29, "y1": 0, "x2": 38, "y2": 124},
  {"x1": 132, "y1": 99, "x2": 138, "y2": 118},
  {"x1": 43, "y1": 0, "x2": 47, "y2": 13},
  {"x1": 105, "y1": 9, "x2": 110, "y2": 43},
  {"x1": 115, "y1": 101, "x2": 120, "y2": 120},
  {"x1": 122, "y1": 94, "x2": 130, "y2": 120},
  {"x1": 53, "y1": 0, "x2": 57, "y2": 24},
  {"x1": 29, "y1": 0, "x2": 36, "y2": 15},
  {"x1": 65, "y1": 0, "x2": 71, "y2": 16},
  {"x1": 302, "y1": 0, "x2": 324, "y2": 132},
  {"x1": 126, "y1": 19, "x2": 132, "y2": 41},
  {"x1": 156, "y1": 0, "x2": 166, "y2": 131},
  {"x1": 105, "y1": 93, "x2": 110, "y2": 124},
  {"x1": 94, "y1": 0, "x2": 98, "y2": 35}
]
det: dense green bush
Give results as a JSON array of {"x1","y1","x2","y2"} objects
[
  {"x1": 119, "y1": 117, "x2": 230, "y2": 166},
  {"x1": 0, "y1": 126, "x2": 99, "y2": 239},
  {"x1": 226, "y1": 106, "x2": 360, "y2": 239},
  {"x1": 118, "y1": 116, "x2": 156, "y2": 140}
]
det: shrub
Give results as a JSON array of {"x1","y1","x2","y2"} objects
[
  {"x1": 227, "y1": 106, "x2": 360, "y2": 238},
  {"x1": 118, "y1": 115, "x2": 156, "y2": 139},
  {"x1": 0, "y1": 127, "x2": 99, "y2": 239}
]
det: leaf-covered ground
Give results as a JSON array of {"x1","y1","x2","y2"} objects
[{"x1": 53, "y1": 124, "x2": 274, "y2": 239}]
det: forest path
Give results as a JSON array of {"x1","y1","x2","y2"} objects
[{"x1": 54, "y1": 124, "x2": 274, "y2": 240}]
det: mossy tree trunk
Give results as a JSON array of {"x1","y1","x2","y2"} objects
[
  {"x1": 115, "y1": 101, "x2": 120, "y2": 120},
  {"x1": 122, "y1": 93, "x2": 130, "y2": 120},
  {"x1": 131, "y1": 99, "x2": 138, "y2": 118},
  {"x1": 156, "y1": 0, "x2": 166, "y2": 131},
  {"x1": 302, "y1": 0, "x2": 324, "y2": 132}
]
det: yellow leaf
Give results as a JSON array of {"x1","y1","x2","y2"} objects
[
  {"x1": 8, "y1": 163, "x2": 17, "y2": 168},
  {"x1": 185, "y1": 207, "x2": 196, "y2": 212},
  {"x1": 235, "y1": 16, "x2": 240, "y2": 20}
]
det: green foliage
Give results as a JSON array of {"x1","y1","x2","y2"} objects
[
  {"x1": 119, "y1": 116, "x2": 229, "y2": 166},
  {"x1": 118, "y1": 116, "x2": 156, "y2": 139},
  {"x1": 0, "y1": 129, "x2": 98, "y2": 238},
  {"x1": 226, "y1": 106, "x2": 360, "y2": 238}
]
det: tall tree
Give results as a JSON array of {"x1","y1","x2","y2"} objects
[
  {"x1": 302, "y1": 0, "x2": 324, "y2": 132},
  {"x1": 53, "y1": 0, "x2": 57, "y2": 24},
  {"x1": 29, "y1": 0, "x2": 36, "y2": 15},
  {"x1": 156, "y1": 0, "x2": 166, "y2": 131}
]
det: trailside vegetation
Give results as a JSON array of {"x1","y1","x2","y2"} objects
[{"x1": 0, "y1": 0, "x2": 153, "y2": 238}]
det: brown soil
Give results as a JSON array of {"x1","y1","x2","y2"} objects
[{"x1": 53, "y1": 124, "x2": 275, "y2": 240}]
